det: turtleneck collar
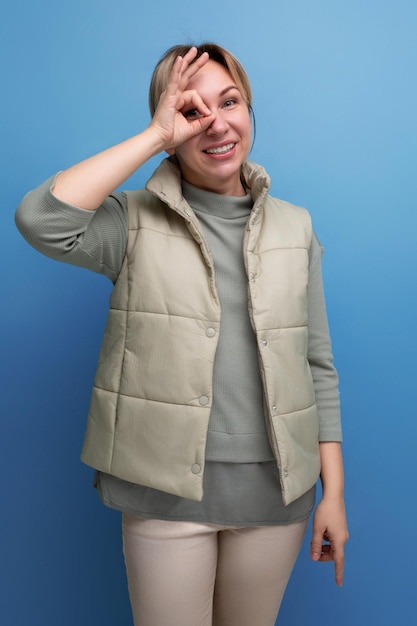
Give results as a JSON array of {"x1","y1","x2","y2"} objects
[{"x1": 182, "y1": 180, "x2": 253, "y2": 220}]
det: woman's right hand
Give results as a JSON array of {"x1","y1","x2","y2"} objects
[
  {"x1": 51, "y1": 47, "x2": 215, "y2": 210},
  {"x1": 149, "y1": 47, "x2": 215, "y2": 151}
]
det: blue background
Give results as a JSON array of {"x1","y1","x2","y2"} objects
[{"x1": 2, "y1": 1, "x2": 416, "y2": 624}]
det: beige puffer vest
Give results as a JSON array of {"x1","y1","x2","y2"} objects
[{"x1": 81, "y1": 158, "x2": 320, "y2": 506}]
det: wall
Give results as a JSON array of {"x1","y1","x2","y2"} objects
[{"x1": 2, "y1": 1, "x2": 416, "y2": 624}]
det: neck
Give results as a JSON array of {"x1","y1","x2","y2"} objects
[{"x1": 181, "y1": 172, "x2": 246, "y2": 197}]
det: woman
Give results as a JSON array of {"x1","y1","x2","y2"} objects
[{"x1": 16, "y1": 43, "x2": 348, "y2": 626}]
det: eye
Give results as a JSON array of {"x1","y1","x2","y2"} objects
[
  {"x1": 182, "y1": 108, "x2": 201, "y2": 119},
  {"x1": 222, "y1": 95, "x2": 242, "y2": 110}
]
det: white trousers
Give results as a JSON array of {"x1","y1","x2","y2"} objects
[{"x1": 122, "y1": 513, "x2": 308, "y2": 626}]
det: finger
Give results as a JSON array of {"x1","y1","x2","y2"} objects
[
  {"x1": 186, "y1": 112, "x2": 216, "y2": 137},
  {"x1": 181, "y1": 89, "x2": 212, "y2": 117},
  {"x1": 183, "y1": 49, "x2": 209, "y2": 78},
  {"x1": 164, "y1": 55, "x2": 183, "y2": 99},
  {"x1": 333, "y1": 547, "x2": 345, "y2": 587},
  {"x1": 165, "y1": 50, "x2": 210, "y2": 103},
  {"x1": 310, "y1": 529, "x2": 325, "y2": 561},
  {"x1": 317, "y1": 543, "x2": 345, "y2": 585},
  {"x1": 181, "y1": 46, "x2": 199, "y2": 66},
  {"x1": 317, "y1": 544, "x2": 333, "y2": 562},
  {"x1": 178, "y1": 49, "x2": 210, "y2": 89}
]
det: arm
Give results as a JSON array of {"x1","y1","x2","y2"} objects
[
  {"x1": 310, "y1": 442, "x2": 349, "y2": 586},
  {"x1": 307, "y1": 234, "x2": 341, "y2": 439},
  {"x1": 15, "y1": 178, "x2": 128, "y2": 281},
  {"x1": 16, "y1": 47, "x2": 215, "y2": 277},
  {"x1": 307, "y1": 235, "x2": 349, "y2": 585},
  {"x1": 52, "y1": 48, "x2": 215, "y2": 210}
]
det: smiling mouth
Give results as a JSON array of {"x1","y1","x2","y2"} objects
[{"x1": 204, "y1": 143, "x2": 236, "y2": 155}]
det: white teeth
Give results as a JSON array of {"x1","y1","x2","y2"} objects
[{"x1": 205, "y1": 143, "x2": 235, "y2": 155}]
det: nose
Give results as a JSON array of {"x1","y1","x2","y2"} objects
[{"x1": 206, "y1": 110, "x2": 229, "y2": 136}]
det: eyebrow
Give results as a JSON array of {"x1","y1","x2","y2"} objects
[{"x1": 219, "y1": 85, "x2": 240, "y2": 97}]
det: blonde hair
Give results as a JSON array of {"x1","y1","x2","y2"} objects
[{"x1": 148, "y1": 42, "x2": 253, "y2": 116}]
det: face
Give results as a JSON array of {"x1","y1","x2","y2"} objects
[{"x1": 173, "y1": 60, "x2": 252, "y2": 196}]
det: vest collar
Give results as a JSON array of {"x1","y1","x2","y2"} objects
[{"x1": 145, "y1": 156, "x2": 271, "y2": 221}]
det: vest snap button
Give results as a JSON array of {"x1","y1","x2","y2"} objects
[
  {"x1": 262, "y1": 339, "x2": 267, "y2": 346},
  {"x1": 191, "y1": 464, "x2": 201, "y2": 474},
  {"x1": 206, "y1": 327, "x2": 216, "y2": 338},
  {"x1": 199, "y1": 395, "x2": 209, "y2": 406}
]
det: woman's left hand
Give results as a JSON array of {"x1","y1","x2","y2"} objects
[{"x1": 310, "y1": 496, "x2": 349, "y2": 586}]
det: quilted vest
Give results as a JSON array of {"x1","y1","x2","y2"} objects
[{"x1": 81, "y1": 158, "x2": 320, "y2": 505}]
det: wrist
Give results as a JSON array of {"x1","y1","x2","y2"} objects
[
  {"x1": 144, "y1": 124, "x2": 171, "y2": 155},
  {"x1": 320, "y1": 490, "x2": 345, "y2": 503}
]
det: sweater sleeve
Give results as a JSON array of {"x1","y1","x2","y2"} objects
[
  {"x1": 307, "y1": 233, "x2": 342, "y2": 442},
  {"x1": 15, "y1": 175, "x2": 128, "y2": 283}
]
